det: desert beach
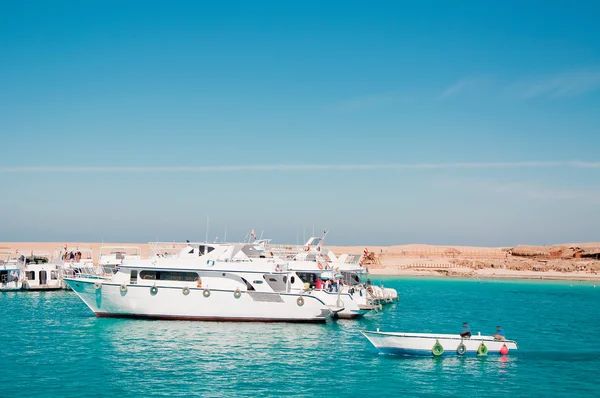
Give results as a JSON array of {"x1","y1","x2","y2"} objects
[{"x1": 4, "y1": 240, "x2": 600, "y2": 281}]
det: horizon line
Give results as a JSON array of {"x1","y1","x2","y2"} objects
[{"x1": 1, "y1": 161, "x2": 599, "y2": 173}]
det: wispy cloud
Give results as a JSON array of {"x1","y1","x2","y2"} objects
[
  {"x1": 486, "y1": 181, "x2": 600, "y2": 206},
  {"x1": 513, "y1": 69, "x2": 600, "y2": 99},
  {"x1": 438, "y1": 76, "x2": 489, "y2": 99},
  {"x1": 332, "y1": 92, "x2": 403, "y2": 113},
  {"x1": 1, "y1": 161, "x2": 599, "y2": 173},
  {"x1": 439, "y1": 179, "x2": 600, "y2": 206}
]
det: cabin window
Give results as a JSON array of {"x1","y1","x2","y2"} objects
[
  {"x1": 139, "y1": 271, "x2": 198, "y2": 281},
  {"x1": 241, "y1": 277, "x2": 255, "y2": 291},
  {"x1": 290, "y1": 276, "x2": 295, "y2": 284},
  {"x1": 26, "y1": 271, "x2": 35, "y2": 281},
  {"x1": 198, "y1": 246, "x2": 216, "y2": 255},
  {"x1": 130, "y1": 270, "x2": 138, "y2": 285},
  {"x1": 283, "y1": 276, "x2": 287, "y2": 283},
  {"x1": 50, "y1": 271, "x2": 58, "y2": 280},
  {"x1": 252, "y1": 280, "x2": 263, "y2": 284}
]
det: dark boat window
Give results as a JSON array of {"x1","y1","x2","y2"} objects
[
  {"x1": 290, "y1": 276, "x2": 295, "y2": 284},
  {"x1": 198, "y1": 245, "x2": 216, "y2": 255},
  {"x1": 26, "y1": 271, "x2": 35, "y2": 280},
  {"x1": 283, "y1": 276, "x2": 288, "y2": 283},
  {"x1": 241, "y1": 277, "x2": 255, "y2": 291},
  {"x1": 130, "y1": 270, "x2": 138, "y2": 285},
  {"x1": 139, "y1": 270, "x2": 198, "y2": 281}
]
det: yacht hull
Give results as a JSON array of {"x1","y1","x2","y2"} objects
[{"x1": 66, "y1": 278, "x2": 333, "y2": 323}]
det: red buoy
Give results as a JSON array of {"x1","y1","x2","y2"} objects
[{"x1": 500, "y1": 345, "x2": 509, "y2": 355}]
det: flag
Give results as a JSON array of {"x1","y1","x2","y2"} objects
[{"x1": 251, "y1": 229, "x2": 256, "y2": 239}]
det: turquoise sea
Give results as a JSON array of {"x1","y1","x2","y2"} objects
[{"x1": 2, "y1": 277, "x2": 599, "y2": 397}]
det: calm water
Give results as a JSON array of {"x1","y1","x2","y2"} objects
[{"x1": 2, "y1": 277, "x2": 599, "y2": 397}]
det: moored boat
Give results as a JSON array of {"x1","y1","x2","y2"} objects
[
  {"x1": 19, "y1": 251, "x2": 63, "y2": 291},
  {"x1": 1, "y1": 253, "x2": 23, "y2": 291},
  {"x1": 362, "y1": 330, "x2": 518, "y2": 356},
  {"x1": 65, "y1": 242, "x2": 335, "y2": 323}
]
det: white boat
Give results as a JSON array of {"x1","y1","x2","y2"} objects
[
  {"x1": 98, "y1": 245, "x2": 143, "y2": 272},
  {"x1": 265, "y1": 235, "x2": 392, "y2": 318},
  {"x1": 65, "y1": 242, "x2": 335, "y2": 323},
  {"x1": 362, "y1": 330, "x2": 518, "y2": 356},
  {"x1": 1, "y1": 253, "x2": 23, "y2": 291},
  {"x1": 19, "y1": 251, "x2": 62, "y2": 291},
  {"x1": 58, "y1": 247, "x2": 95, "y2": 272}
]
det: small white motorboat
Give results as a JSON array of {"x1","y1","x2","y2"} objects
[{"x1": 362, "y1": 330, "x2": 518, "y2": 356}]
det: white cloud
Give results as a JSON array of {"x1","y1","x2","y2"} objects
[
  {"x1": 442, "y1": 179, "x2": 600, "y2": 206},
  {"x1": 1, "y1": 161, "x2": 599, "y2": 173},
  {"x1": 513, "y1": 69, "x2": 600, "y2": 99},
  {"x1": 438, "y1": 76, "x2": 489, "y2": 99}
]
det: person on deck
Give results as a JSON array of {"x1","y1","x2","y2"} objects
[
  {"x1": 315, "y1": 277, "x2": 323, "y2": 290},
  {"x1": 460, "y1": 322, "x2": 472, "y2": 338},
  {"x1": 493, "y1": 326, "x2": 506, "y2": 341}
]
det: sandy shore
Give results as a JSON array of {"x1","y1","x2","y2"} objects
[
  {"x1": 368, "y1": 267, "x2": 600, "y2": 281},
  {"x1": 2, "y1": 241, "x2": 599, "y2": 282}
]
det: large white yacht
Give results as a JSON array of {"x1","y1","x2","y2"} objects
[{"x1": 65, "y1": 242, "x2": 335, "y2": 323}]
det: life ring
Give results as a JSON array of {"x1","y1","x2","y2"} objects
[
  {"x1": 182, "y1": 286, "x2": 190, "y2": 296},
  {"x1": 500, "y1": 344, "x2": 509, "y2": 355},
  {"x1": 318, "y1": 262, "x2": 324, "y2": 270},
  {"x1": 477, "y1": 342, "x2": 488, "y2": 356},
  {"x1": 203, "y1": 288, "x2": 211, "y2": 298},
  {"x1": 296, "y1": 296, "x2": 304, "y2": 307},
  {"x1": 456, "y1": 342, "x2": 467, "y2": 355},
  {"x1": 94, "y1": 282, "x2": 102, "y2": 290},
  {"x1": 150, "y1": 285, "x2": 158, "y2": 296},
  {"x1": 234, "y1": 288, "x2": 242, "y2": 299},
  {"x1": 432, "y1": 340, "x2": 444, "y2": 356},
  {"x1": 120, "y1": 284, "x2": 128, "y2": 293}
]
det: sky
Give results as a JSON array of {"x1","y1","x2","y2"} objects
[{"x1": 1, "y1": 0, "x2": 599, "y2": 246}]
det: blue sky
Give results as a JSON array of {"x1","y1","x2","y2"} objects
[{"x1": 1, "y1": 1, "x2": 599, "y2": 246}]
